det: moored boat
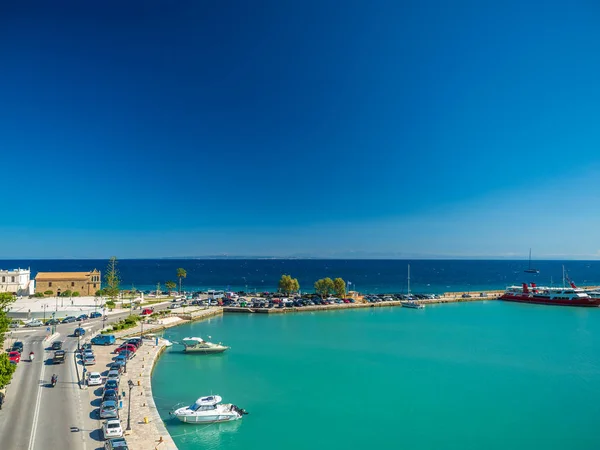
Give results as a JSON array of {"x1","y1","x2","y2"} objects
[
  {"x1": 181, "y1": 337, "x2": 229, "y2": 353},
  {"x1": 500, "y1": 282, "x2": 600, "y2": 307},
  {"x1": 401, "y1": 300, "x2": 425, "y2": 309},
  {"x1": 171, "y1": 395, "x2": 247, "y2": 424}
]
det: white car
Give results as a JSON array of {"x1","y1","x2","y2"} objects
[
  {"x1": 88, "y1": 372, "x2": 103, "y2": 386},
  {"x1": 25, "y1": 319, "x2": 43, "y2": 327},
  {"x1": 103, "y1": 419, "x2": 123, "y2": 439}
]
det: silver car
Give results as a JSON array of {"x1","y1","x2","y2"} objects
[{"x1": 99, "y1": 400, "x2": 119, "y2": 419}]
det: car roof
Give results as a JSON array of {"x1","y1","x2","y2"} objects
[
  {"x1": 89, "y1": 372, "x2": 101, "y2": 376},
  {"x1": 102, "y1": 400, "x2": 117, "y2": 406},
  {"x1": 105, "y1": 418, "x2": 121, "y2": 424}
]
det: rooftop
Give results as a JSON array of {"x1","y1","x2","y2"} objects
[{"x1": 35, "y1": 271, "x2": 99, "y2": 281}]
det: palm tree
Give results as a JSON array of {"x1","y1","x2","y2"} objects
[{"x1": 176, "y1": 268, "x2": 187, "y2": 294}]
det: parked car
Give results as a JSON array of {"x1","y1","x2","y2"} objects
[
  {"x1": 73, "y1": 327, "x2": 86, "y2": 337},
  {"x1": 106, "y1": 370, "x2": 120, "y2": 383},
  {"x1": 114, "y1": 345, "x2": 136, "y2": 355},
  {"x1": 99, "y1": 400, "x2": 119, "y2": 419},
  {"x1": 104, "y1": 379, "x2": 119, "y2": 393},
  {"x1": 125, "y1": 338, "x2": 142, "y2": 348},
  {"x1": 8, "y1": 351, "x2": 21, "y2": 363},
  {"x1": 103, "y1": 419, "x2": 124, "y2": 439},
  {"x1": 11, "y1": 341, "x2": 24, "y2": 354},
  {"x1": 109, "y1": 362, "x2": 125, "y2": 374},
  {"x1": 25, "y1": 319, "x2": 43, "y2": 327},
  {"x1": 102, "y1": 388, "x2": 119, "y2": 403},
  {"x1": 76, "y1": 314, "x2": 89, "y2": 321},
  {"x1": 51, "y1": 341, "x2": 63, "y2": 351},
  {"x1": 88, "y1": 372, "x2": 103, "y2": 386},
  {"x1": 92, "y1": 335, "x2": 116, "y2": 346},
  {"x1": 89, "y1": 311, "x2": 103, "y2": 319},
  {"x1": 62, "y1": 316, "x2": 77, "y2": 324},
  {"x1": 83, "y1": 354, "x2": 96, "y2": 365},
  {"x1": 462, "y1": 293, "x2": 472, "y2": 298},
  {"x1": 105, "y1": 437, "x2": 129, "y2": 450},
  {"x1": 45, "y1": 319, "x2": 60, "y2": 326},
  {"x1": 9, "y1": 321, "x2": 21, "y2": 328},
  {"x1": 140, "y1": 308, "x2": 154, "y2": 316}
]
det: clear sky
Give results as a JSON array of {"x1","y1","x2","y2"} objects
[{"x1": 1, "y1": 1, "x2": 599, "y2": 259}]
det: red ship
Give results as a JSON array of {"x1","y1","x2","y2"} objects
[{"x1": 500, "y1": 280, "x2": 600, "y2": 307}]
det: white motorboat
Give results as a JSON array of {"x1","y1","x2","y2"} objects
[
  {"x1": 171, "y1": 395, "x2": 247, "y2": 424},
  {"x1": 181, "y1": 337, "x2": 229, "y2": 354}
]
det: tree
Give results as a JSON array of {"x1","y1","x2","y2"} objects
[
  {"x1": 333, "y1": 278, "x2": 346, "y2": 299},
  {"x1": 0, "y1": 293, "x2": 16, "y2": 388},
  {"x1": 104, "y1": 256, "x2": 121, "y2": 300},
  {"x1": 278, "y1": 274, "x2": 300, "y2": 296},
  {"x1": 165, "y1": 281, "x2": 177, "y2": 293},
  {"x1": 0, "y1": 293, "x2": 16, "y2": 347},
  {"x1": 314, "y1": 278, "x2": 334, "y2": 299},
  {"x1": 176, "y1": 268, "x2": 187, "y2": 294}
]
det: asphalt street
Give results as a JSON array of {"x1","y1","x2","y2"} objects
[{"x1": 0, "y1": 306, "x2": 170, "y2": 450}]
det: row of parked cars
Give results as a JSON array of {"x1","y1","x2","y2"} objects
[
  {"x1": 10, "y1": 312, "x2": 104, "y2": 329},
  {"x1": 363, "y1": 293, "x2": 441, "y2": 303},
  {"x1": 90, "y1": 338, "x2": 143, "y2": 450}
]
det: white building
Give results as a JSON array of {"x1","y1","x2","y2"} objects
[{"x1": 0, "y1": 268, "x2": 35, "y2": 296}]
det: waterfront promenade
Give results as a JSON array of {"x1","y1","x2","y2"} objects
[{"x1": 81, "y1": 307, "x2": 223, "y2": 450}]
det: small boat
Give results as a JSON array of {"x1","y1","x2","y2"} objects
[
  {"x1": 524, "y1": 248, "x2": 540, "y2": 274},
  {"x1": 181, "y1": 337, "x2": 229, "y2": 353},
  {"x1": 401, "y1": 300, "x2": 425, "y2": 309},
  {"x1": 171, "y1": 395, "x2": 248, "y2": 424}
]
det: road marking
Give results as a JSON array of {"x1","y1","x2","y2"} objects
[{"x1": 27, "y1": 351, "x2": 45, "y2": 450}]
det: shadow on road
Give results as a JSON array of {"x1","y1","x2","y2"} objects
[
  {"x1": 91, "y1": 398, "x2": 102, "y2": 407},
  {"x1": 94, "y1": 387, "x2": 103, "y2": 396},
  {"x1": 88, "y1": 428, "x2": 104, "y2": 442},
  {"x1": 89, "y1": 409, "x2": 99, "y2": 420}
]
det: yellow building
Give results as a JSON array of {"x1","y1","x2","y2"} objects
[{"x1": 35, "y1": 270, "x2": 101, "y2": 296}]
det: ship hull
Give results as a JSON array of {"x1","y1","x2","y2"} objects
[{"x1": 500, "y1": 295, "x2": 600, "y2": 307}]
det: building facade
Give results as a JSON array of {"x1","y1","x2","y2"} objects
[
  {"x1": 0, "y1": 268, "x2": 35, "y2": 296},
  {"x1": 34, "y1": 270, "x2": 101, "y2": 296}
]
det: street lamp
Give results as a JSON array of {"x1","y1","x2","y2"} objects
[
  {"x1": 126, "y1": 379, "x2": 135, "y2": 431},
  {"x1": 124, "y1": 348, "x2": 129, "y2": 374},
  {"x1": 43, "y1": 304, "x2": 47, "y2": 322}
]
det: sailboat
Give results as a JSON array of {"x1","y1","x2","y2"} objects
[
  {"x1": 524, "y1": 249, "x2": 540, "y2": 274},
  {"x1": 402, "y1": 264, "x2": 425, "y2": 309}
]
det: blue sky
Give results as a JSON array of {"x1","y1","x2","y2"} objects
[{"x1": 1, "y1": 1, "x2": 599, "y2": 259}]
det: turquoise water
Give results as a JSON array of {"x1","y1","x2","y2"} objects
[{"x1": 152, "y1": 302, "x2": 600, "y2": 450}]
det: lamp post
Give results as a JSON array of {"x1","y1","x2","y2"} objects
[
  {"x1": 124, "y1": 348, "x2": 129, "y2": 374},
  {"x1": 102, "y1": 306, "x2": 107, "y2": 330},
  {"x1": 43, "y1": 304, "x2": 47, "y2": 322},
  {"x1": 126, "y1": 379, "x2": 135, "y2": 431}
]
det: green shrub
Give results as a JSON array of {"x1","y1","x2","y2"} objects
[
  {"x1": 105, "y1": 300, "x2": 116, "y2": 308},
  {"x1": 60, "y1": 290, "x2": 72, "y2": 297},
  {"x1": 43, "y1": 290, "x2": 53, "y2": 295},
  {"x1": 72, "y1": 292, "x2": 80, "y2": 297},
  {"x1": 34, "y1": 292, "x2": 45, "y2": 298}
]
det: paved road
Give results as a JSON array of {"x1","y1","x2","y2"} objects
[{"x1": 0, "y1": 308, "x2": 163, "y2": 450}]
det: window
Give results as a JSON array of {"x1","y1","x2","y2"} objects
[
  {"x1": 93, "y1": 283, "x2": 97, "y2": 288},
  {"x1": 49, "y1": 282, "x2": 52, "y2": 287},
  {"x1": 71, "y1": 282, "x2": 75, "y2": 287},
  {"x1": 11, "y1": 276, "x2": 15, "y2": 282},
  {"x1": 1, "y1": 276, "x2": 4, "y2": 282}
]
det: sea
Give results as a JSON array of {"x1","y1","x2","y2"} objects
[
  {"x1": 6, "y1": 259, "x2": 600, "y2": 448},
  {"x1": 152, "y1": 301, "x2": 600, "y2": 450},
  {"x1": 2, "y1": 259, "x2": 600, "y2": 294}
]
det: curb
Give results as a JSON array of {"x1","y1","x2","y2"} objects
[{"x1": 45, "y1": 332, "x2": 60, "y2": 342}]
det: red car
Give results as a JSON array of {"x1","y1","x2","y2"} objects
[
  {"x1": 9, "y1": 351, "x2": 21, "y2": 363},
  {"x1": 140, "y1": 308, "x2": 154, "y2": 316},
  {"x1": 114, "y1": 344, "x2": 137, "y2": 355}
]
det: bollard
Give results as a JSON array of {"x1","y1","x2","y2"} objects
[
  {"x1": 144, "y1": 416, "x2": 149, "y2": 424},
  {"x1": 159, "y1": 436, "x2": 163, "y2": 443},
  {"x1": 137, "y1": 380, "x2": 141, "y2": 386}
]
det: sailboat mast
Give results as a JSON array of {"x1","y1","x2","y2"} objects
[
  {"x1": 407, "y1": 264, "x2": 411, "y2": 296},
  {"x1": 528, "y1": 248, "x2": 532, "y2": 269},
  {"x1": 562, "y1": 265, "x2": 565, "y2": 288}
]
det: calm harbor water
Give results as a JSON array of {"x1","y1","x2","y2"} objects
[{"x1": 152, "y1": 301, "x2": 600, "y2": 450}]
